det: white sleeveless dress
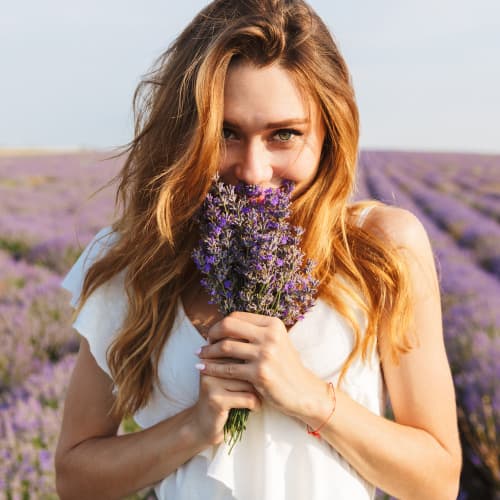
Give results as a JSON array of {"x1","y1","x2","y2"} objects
[{"x1": 61, "y1": 206, "x2": 386, "y2": 500}]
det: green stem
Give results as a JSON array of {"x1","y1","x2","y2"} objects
[{"x1": 224, "y1": 408, "x2": 250, "y2": 455}]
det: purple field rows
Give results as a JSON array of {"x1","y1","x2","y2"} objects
[
  {"x1": 1, "y1": 150, "x2": 499, "y2": 499},
  {"x1": 0, "y1": 152, "x2": 154, "y2": 499},
  {"x1": 358, "y1": 151, "x2": 500, "y2": 499}
]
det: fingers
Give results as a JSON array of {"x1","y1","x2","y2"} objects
[
  {"x1": 213, "y1": 391, "x2": 261, "y2": 412},
  {"x1": 196, "y1": 359, "x2": 251, "y2": 381},
  {"x1": 200, "y1": 375, "x2": 262, "y2": 412},
  {"x1": 207, "y1": 315, "x2": 260, "y2": 344},
  {"x1": 227, "y1": 311, "x2": 272, "y2": 326},
  {"x1": 198, "y1": 338, "x2": 256, "y2": 361},
  {"x1": 211, "y1": 377, "x2": 255, "y2": 393},
  {"x1": 207, "y1": 313, "x2": 285, "y2": 344}
]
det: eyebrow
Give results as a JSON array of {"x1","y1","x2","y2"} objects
[{"x1": 223, "y1": 118, "x2": 309, "y2": 130}]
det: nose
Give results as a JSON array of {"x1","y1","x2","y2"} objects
[{"x1": 234, "y1": 140, "x2": 274, "y2": 186}]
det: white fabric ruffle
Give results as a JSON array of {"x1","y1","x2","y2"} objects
[{"x1": 60, "y1": 224, "x2": 384, "y2": 500}]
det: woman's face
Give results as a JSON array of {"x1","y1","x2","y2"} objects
[{"x1": 219, "y1": 61, "x2": 326, "y2": 197}]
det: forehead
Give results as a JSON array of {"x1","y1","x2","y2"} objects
[{"x1": 223, "y1": 61, "x2": 317, "y2": 124}]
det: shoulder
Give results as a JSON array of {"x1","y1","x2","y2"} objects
[
  {"x1": 362, "y1": 204, "x2": 433, "y2": 257},
  {"x1": 61, "y1": 225, "x2": 123, "y2": 308},
  {"x1": 78, "y1": 226, "x2": 121, "y2": 272},
  {"x1": 362, "y1": 204, "x2": 441, "y2": 313},
  {"x1": 88, "y1": 225, "x2": 120, "y2": 255}
]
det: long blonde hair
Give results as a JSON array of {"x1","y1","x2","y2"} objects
[{"x1": 74, "y1": 0, "x2": 415, "y2": 418}]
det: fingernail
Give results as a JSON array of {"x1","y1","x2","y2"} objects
[
  {"x1": 195, "y1": 363, "x2": 206, "y2": 371},
  {"x1": 195, "y1": 347, "x2": 201, "y2": 355}
]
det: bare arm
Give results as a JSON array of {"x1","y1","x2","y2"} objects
[
  {"x1": 56, "y1": 335, "x2": 262, "y2": 500},
  {"x1": 300, "y1": 207, "x2": 462, "y2": 498},
  {"x1": 197, "y1": 206, "x2": 462, "y2": 499},
  {"x1": 54, "y1": 337, "x2": 209, "y2": 499}
]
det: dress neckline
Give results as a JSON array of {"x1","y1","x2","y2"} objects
[
  {"x1": 177, "y1": 296, "x2": 321, "y2": 343},
  {"x1": 177, "y1": 207, "x2": 374, "y2": 343}
]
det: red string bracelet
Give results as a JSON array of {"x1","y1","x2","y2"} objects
[{"x1": 306, "y1": 382, "x2": 336, "y2": 438}]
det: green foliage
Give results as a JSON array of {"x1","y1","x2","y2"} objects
[
  {"x1": 121, "y1": 416, "x2": 142, "y2": 434},
  {"x1": 0, "y1": 238, "x2": 30, "y2": 258}
]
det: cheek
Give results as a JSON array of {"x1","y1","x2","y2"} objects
[
  {"x1": 218, "y1": 143, "x2": 321, "y2": 182},
  {"x1": 218, "y1": 148, "x2": 233, "y2": 174},
  {"x1": 278, "y1": 148, "x2": 320, "y2": 182}
]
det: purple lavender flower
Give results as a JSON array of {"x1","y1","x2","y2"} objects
[{"x1": 192, "y1": 176, "x2": 319, "y2": 452}]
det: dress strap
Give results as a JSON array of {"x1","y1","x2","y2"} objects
[{"x1": 357, "y1": 205, "x2": 374, "y2": 228}]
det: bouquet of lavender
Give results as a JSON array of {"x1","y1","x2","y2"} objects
[{"x1": 192, "y1": 176, "x2": 319, "y2": 453}]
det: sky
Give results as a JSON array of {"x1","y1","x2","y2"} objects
[{"x1": 1, "y1": 1, "x2": 499, "y2": 154}]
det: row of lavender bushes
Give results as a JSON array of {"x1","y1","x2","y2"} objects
[
  {"x1": 0, "y1": 150, "x2": 498, "y2": 498},
  {"x1": 0, "y1": 152, "x2": 154, "y2": 499},
  {"x1": 358, "y1": 151, "x2": 500, "y2": 499}
]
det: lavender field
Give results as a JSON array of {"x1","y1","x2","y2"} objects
[{"x1": 0, "y1": 150, "x2": 498, "y2": 499}]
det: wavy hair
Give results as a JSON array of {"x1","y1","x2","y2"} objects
[{"x1": 73, "y1": 0, "x2": 415, "y2": 418}]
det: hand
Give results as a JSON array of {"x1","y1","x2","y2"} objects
[
  {"x1": 191, "y1": 366, "x2": 262, "y2": 447},
  {"x1": 196, "y1": 311, "x2": 326, "y2": 419}
]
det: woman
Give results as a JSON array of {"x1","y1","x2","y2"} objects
[{"x1": 55, "y1": 1, "x2": 462, "y2": 498}]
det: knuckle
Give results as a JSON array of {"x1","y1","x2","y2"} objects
[
  {"x1": 206, "y1": 392, "x2": 220, "y2": 409},
  {"x1": 249, "y1": 394, "x2": 261, "y2": 411},
  {"x1": 262, "y1": 331, "x2": 272, "y2": 345},
  {"x1": 219, "y1": 340, "x2": 231, "y2": 355},
  {"x1": 255, "y1": 365, "x2": 269, "y2": 384},
  {"x1": 220, "y1": 317, "x2": 233, "y2": 334},
  {"x1": 224, "y1": 364, "x2": 234, "y2": 377},
  {"x1": 260, "y1": 346, "x2": 274, "y2": 361},
  {"x1": 270, "y1": 316, "x2": 282, "y2": 329},
  {"x1": 207, "y1": 391, "x2": 225, "y2": 411},
  {"x1": 264, "y1": 328, "x2": 278, "y2": 343}
]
